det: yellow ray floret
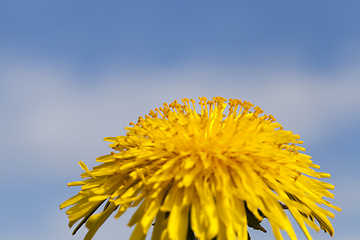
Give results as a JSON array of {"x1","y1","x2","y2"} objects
[{"x1": 60, "y1": 97, "x2": 341, "y2": 240}]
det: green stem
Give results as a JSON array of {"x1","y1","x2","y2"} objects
[{"x1": 186, "y1": 225, "x2": 250, "y2": 240}]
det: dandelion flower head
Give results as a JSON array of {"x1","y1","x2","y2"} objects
[{"x1": 60, "y1": 97, "x2": 340, "y2": 240}]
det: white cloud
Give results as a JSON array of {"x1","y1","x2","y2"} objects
[{"x1": 1, "y1": 54, "x2": 360, "y2": 180}]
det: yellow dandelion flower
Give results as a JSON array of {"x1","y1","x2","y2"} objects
[{"x1": 60, "y1": 97, "x2": 341, "y2": 240}]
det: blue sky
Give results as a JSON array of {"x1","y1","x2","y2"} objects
[{"x1": 1, "y1": 1, "x2": 359, "y2": 240}]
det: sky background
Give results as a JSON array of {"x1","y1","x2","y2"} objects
[{"x1": 1, "y1": 1, "x2": 359, "y2": 240}]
